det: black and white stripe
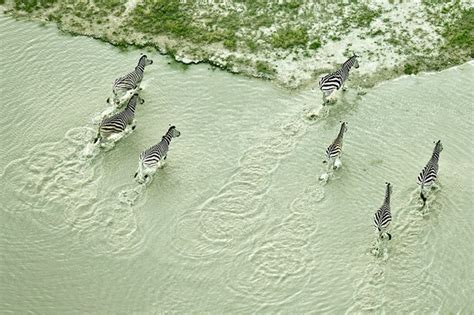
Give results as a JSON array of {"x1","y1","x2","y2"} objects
[
  {"x1": 94, "y1": 94, "x2": 143, "y2": 143},
  {"x1": 319, "y1": 54, "x2": 359, "y2": 101},
  {"x1": 324, "y1": 121, "x2": 348, "y2": 169},
  {"x1": 134, "y1": 126, "x2": 181, "y2": 181},
  {"x1": 112, "y1": 54, "x2": 153, "y2": 100},
  {"x1": 373, "y1": 182, "x2": 392, "y2": 240},
  {"x1": 417, "y1": 140, "x2": 443, "y2": 205}
]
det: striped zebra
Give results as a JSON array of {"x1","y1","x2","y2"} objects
[
  {"x1": 324, "y1": 121, "x2": 348, "y2": 170},
  {"x1": 319, "y1": 54, "x2": 359, "y2": 103},
  {"x1": 94, "y1": 94, "x2": 143, "y2": 144},
  {"x1": 373, "y1": 182, "x2": 392, "y2": 240},
  {"x1": 111, "y1": 54, "x2": 153, "y2": 104},
  {"x1": 134, "y1": 126, "x2": 181, "y2": 182},
  {"x1": 417, "y1": 140, "x2": 443, "y2": 206}
]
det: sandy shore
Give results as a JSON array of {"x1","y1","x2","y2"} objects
[{"x1": 2, "y1": 1, "x2": 473, "y2": 89}]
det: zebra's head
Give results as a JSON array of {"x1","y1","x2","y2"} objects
[
  {"x1": 385, "y1": 182, "x2": 392, "y2": 194},
  {"x1": 352, "y1": 54, "x2": 359, "y2": 69},
  {"x1": 139, "y1": 54, "x2": 154, "y2": 66},
  {"x1": 340, "y1": 121, "x2": 348, "y2": 133},
  {"x1": 169, "y1": 126, "x2": 181, "y2": 138},
  {"x1": 434, "y1": 140, "x2": 443, "y2": 153}
]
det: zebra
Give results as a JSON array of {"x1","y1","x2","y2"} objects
[
  {"x1": 94, "y1": 94, "x2": 144, "y2": 144},
  {"x1": 325, "y1": 121, "x2": 348, "y2": 168},
  {"x1": 110, "y1": 54, "x2": 153, "y2": 105},
  {"x1": 319, "y1": 54, "x2": 359, "y2": 103},
  {"x1": 319, "y1": 122, "x2": 348, "y2": 181},
  {"x1": 417, "y1": 140, "x2": 443, "y2": 206},
  {"x1": 134, "y1": 126, "x2": 181, "y2": 182},
  {"x1": 373, "y1": 182, "x2": 393, "y2": 240}
]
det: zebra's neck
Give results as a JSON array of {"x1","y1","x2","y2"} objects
[
  {"x1": 161, "y1": 133, "x2": 173, "y2": 145},
  {"x1": 431, "y1": 145, "x2": 442, "y2": 161},
  {"x1": 335, "y1": 125, "x2": 345, "y2": 143},
  {"x1": 341, "y1": 57, "x2": 356, "y2": 73},
  {"x1": 135, "y1": 59, "x2": 145, "y2": 73},
  {"x1": 384, "y1": 185, "x2": 391, "y2": 205},
  {"x1": 430, "y1": 151, "x2": 440, "y2": 164}
]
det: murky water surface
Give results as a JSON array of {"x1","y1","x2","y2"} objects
[{"x1": 1, "y1": 15, "x2": 473, "y2": 313}]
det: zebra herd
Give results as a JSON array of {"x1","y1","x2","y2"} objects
[
  {"x1": 92, "y1": 54, "x2": 180, "y2": 184},
  {"x1": 91, "y1": 53, "x2": 443, "y2": 242},
  {"x1": 319, "y1": 55, "x2": 443, "y2": 241}
]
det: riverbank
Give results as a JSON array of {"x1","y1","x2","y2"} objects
[{"x1": 2, "y1": 0, "x2": 473, "y2": 89}]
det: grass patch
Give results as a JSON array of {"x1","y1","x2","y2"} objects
[
  {"x1": 271, "y1": 26, "x2": 308, "y2": 49},
  {"x1": 255, "y1": 60, "x2": 275, "y2": 76},
  {"x1": 309, "y1": 38, "x2": 322, "y2": 50},
  {"x1": 442, "y1": 8, "x2": 474, "y2": 57}
]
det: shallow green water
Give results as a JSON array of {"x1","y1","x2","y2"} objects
[{"x1": 0, "y1": 15, "x2": 473, "y2": 313}]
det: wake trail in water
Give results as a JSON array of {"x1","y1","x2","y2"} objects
[
  {"x1": 0, "y1": 125, "x2": 148, "y2": 258},
  {"x1": 349, "y1": 186, "x2": 445, "y2": 313}
]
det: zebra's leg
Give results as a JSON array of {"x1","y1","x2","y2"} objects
[
  {"x1": 158, "y1": 156, "x2": 167, "y2": 169},
  {"x1": 342, "y1": 82, "x2": 347, "y2": 92},
  {"x1": 93, "y1": 129, "x2": 101, "y2": 144},
  {"x1": 130, "y1": 119, "x2": 137, "y2": 131},
  {"x1": 334, "y1": 157, "x2": 342, "y2": 169},
  {"x1": 420, "y1": 189, "x2": 427, "y2": 207},
  {"x1": 431, "y1": 181, "x2": 440, "y2": 191},
  {"x1": 322, "y1": 91, "x2": 331, "y2": 104}
]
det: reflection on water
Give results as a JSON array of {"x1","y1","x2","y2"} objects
[{"x1": 0, "y1": 14, "x2": 473, "y2": 313}]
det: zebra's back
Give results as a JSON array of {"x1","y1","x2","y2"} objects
[
  {"x1": 417, "y1": 162, "x2": 439, "y2": 187},
  {"x1": 113, "y1": 71, "x2": 141, "y2": 91},
  {"x1": 374, "y1": 204, "x2": 391, "y2": 232},
  {"x1": 319, "y1": 72, "x2": 343, "y2": 92},
  {"x1": 326, "y1": 143, "x2": 342, "y2": 159},
  {"x1": 99, "y1": 110, "x2": 133, "y2": 136},
  {"x1": 140, "y1": 142, "x2": 169, "y2": 167}
]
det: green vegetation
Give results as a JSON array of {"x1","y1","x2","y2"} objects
[
  {"x1": 14, "y1": 0, "x2": 57, "y2": 12},
  {"x1": 6, "y1": 0, "x2": 474, "y2": 88},
  {"x1": 255, "y1": 60, "x2": 275, "y2": 77},
  {"x1": 271, "y1": 27, "x2": 308, "y2": 49},
  {"x1": 352, "y1": 5, "x2": 382, "y2": 28},
  {"x1": 441, "y1": 8, "x2": 474, "y2": 57},
  {"x1": 309, "y1": 38, "x2": 322, "y2": 50},
  {"x1": 403, "y1": 63, "x2": 417, "y2": 75}
]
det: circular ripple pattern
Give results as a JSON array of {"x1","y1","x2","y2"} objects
[
  {"x1": 224, "y1": 184, "x2": 323, "y2": 309},
  {"x1": 0, "y1": 127, "x2": 147, "y2": 258},
  {"x1": 172, "y1": 112, "x2": 311, "y2": 261}
]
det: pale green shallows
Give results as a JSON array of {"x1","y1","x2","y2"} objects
[{"x1": 0, "y1": 14, "x2": 472, "y2": 314}]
